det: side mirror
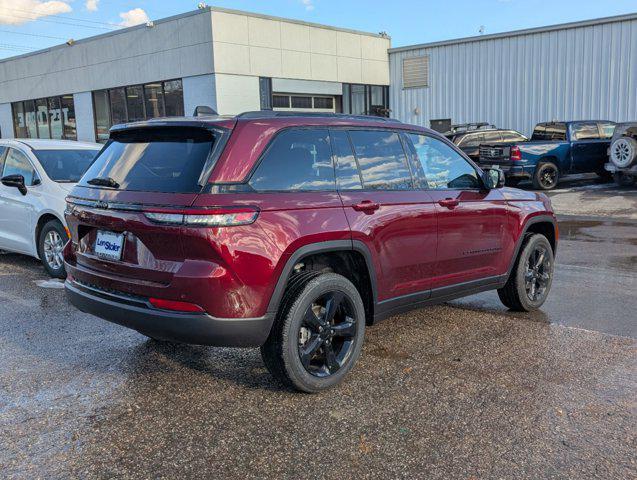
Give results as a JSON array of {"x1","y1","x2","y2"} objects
[
  {"x1": 483, "y1": 168, "x2": 505, "y2": 189},
  {"x1": 1, "y1": 174, "x2": 27, "y2": 195}
]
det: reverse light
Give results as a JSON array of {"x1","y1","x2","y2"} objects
[
  {"x1": 144, "y1": 207, "x2": 259, "y2": 227},
  {"x1": 510, "y1": 145, "x2": 522, "y2": 162},
  {"x1": 149, "y1": 297, "x2": 205, "y2": 313}
]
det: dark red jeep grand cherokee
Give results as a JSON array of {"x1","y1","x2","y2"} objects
[{"x1": 64, "y1": 112, "x2": 557, "y2": 392}]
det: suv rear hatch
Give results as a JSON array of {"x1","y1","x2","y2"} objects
[{"x1": 65, "y1": 124, "x2": 230, "y2": 290}]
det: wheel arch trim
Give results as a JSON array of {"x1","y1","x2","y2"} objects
[
  {"x1": 265, "y1": 240, "x2": 378, "y2": 316},
  {"x1": 506, "y1": 214, "x2": 558, "y2": 280}
]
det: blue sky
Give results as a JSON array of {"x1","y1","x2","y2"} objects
[{"x1": 1, "y1": 0, "x2": 636, "y2": 59}]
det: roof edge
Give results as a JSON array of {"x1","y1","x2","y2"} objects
[{"x1": 389, "y1": 12, "x2": 637, "y2": 53}]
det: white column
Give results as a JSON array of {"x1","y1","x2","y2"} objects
[
  {"x1": 0, "y1": 103, "x2": 14, "y2": 139},
  {"x1": 183, "y1": 74, "x2": 217, "y2": 117},
  {"x1": 73, "y1": 92, "x2": 96, "y2": 142},
  {"x1": 214, "y1": 74, "x2": 260, "y2": 115}
]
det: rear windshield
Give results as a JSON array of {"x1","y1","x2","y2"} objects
[
  {"x1": 33, "y1": 149, "x2": 100, "y2": 182},
  {"x1": 79, "y1": 127, "x2": 216, "y2": 193},
  {"x1": 531, "y1": 123, "x2": 567, "y2": 141}
]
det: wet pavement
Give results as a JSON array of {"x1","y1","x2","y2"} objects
[{"x1": 1, "y1": 217, "x2": 636, "y2": 479}]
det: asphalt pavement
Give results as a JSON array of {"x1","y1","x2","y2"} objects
[{"x1": 1, "y1": 194, "x2": 636, "y2": 478}]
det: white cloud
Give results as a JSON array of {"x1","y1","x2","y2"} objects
[
  {"x1": 118, "y1": 8, "x2": 149, "y2": 27},
  {"x1": 85, "y1": 0, "x2": 99, "y2": 12},
  {"x1": 0, "y1": 0, "x2": 72, "y2": 25},
  {"x1": 300, "y1": 0, "x2": 314, "y2": 11}
]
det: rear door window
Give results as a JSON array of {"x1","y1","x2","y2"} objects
[
  {"x1": 483, "y1": 131, "x2": 503, "y2": 143},
  {"x1": 531, "y1": 123, "x2": 567, "y2": 141},
  {"x1": 599, "y1": 123, "x2": 615, "y2": 139},
  {"x1": 79, "y1": 127, "x2": 217, "y2": 193},
  {"x1": 571, "y1": 123, "x2": 601, "y2": 141},
  {"x1": 249, "y1": 128, "x2": 335, "y2": 192},
  {"x1": 331, "y1": 130, "x2": 362, "y2": 190},
  {"x1": 348, "y1": 130, "x2": 413, "y2": 190}
]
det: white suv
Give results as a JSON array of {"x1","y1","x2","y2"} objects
[{"x1": 0, "y1": 139, "x2": 101, "y2": 277}]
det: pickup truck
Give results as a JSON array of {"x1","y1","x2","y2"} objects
[{"x1": 478, "y1": 121, "x2": 615, "y2": 189}]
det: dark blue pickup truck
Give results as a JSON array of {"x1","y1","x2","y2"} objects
[{"x1": 478, "y1": 121, "x2": 616, "y2": 189}]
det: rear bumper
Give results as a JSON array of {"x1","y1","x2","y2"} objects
[
  {"x1": 479, "y1": 162, "x2": 531, "y2": 179},
  {"x1": 65, "y1": 279, "x2": 273, "y2": 347}
]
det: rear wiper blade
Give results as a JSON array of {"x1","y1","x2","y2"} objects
[{"x1": 87, "y1": 177, "x2": 120, "y2": 189}]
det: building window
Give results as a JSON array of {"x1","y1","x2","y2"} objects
[
  {"x1": 11, "y1": 95, "x2": 77, "y2": 140},
  {"x1": 290, "y1": 96, "x2": 313, "y2": 109},
  {"x1": 272, "y1": 94, "x2": 336, "y2": 112},
  {"x1": 272, "y1": 95, "x2": 290, "y2": 108},
  {"x1": 91, "y1": 79, "x2": 184, "y2": 143},
  {"x1": 342, "y1": 84, "x2": 390, "y2": 117},
  {"x1": 313, "y1": 97, "x2": 334, "y2": 109}
]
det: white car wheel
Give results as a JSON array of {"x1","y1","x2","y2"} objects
[{"x1": 610, "y1": 137, "x2": 637, "y2": 168}]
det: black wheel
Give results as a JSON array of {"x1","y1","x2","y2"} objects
[
  {"x1": 498, "y1": 234, "x2": 554, "y2": 312},
  {"x1": 505, "y1": 178, "x2": 521, "y2": 187},
  {"x1": 532, "y1": 162, "x2": 559, "y2": 190},
  {"x1": 614, "y1": 172, "x2": 635, "y2": 187},
  {"x1": 260, "y1": 272, "x2": 366, "y2": 393},
  {"x1": 37, "y1": 220, "x2": 68, "y2": 279}
]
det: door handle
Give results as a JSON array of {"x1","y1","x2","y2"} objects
[
  {"x1": 352, "y1": 200, "x2": 380, "y2": 213},
  {"x1": 438, "y1": 198, "x2": 459, "y2": 209}
]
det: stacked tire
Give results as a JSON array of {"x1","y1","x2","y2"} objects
[{"x1": 610, "y1": 136, "x2": 637, "y2": 187}]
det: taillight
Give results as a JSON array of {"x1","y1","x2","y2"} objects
[
  {"x1": 143, "y1": 207, "x2": 259, "y2": 227},
  {"x1": 510, "y1": 145, "x2": 522, "y2": 162},
  {"x1": 149, "y1": 297, "x2": 205, "y2": 313}
]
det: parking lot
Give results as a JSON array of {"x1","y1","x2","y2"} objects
[{"x1": 1, "y1": 178, "x2": 635, "y2": 479}]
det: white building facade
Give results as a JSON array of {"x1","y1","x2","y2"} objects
[
  {"x1": 389, "y1": 14, "x2": 637, "y2": 136},
  {"x1": 0, "y1": 7, "x2": 390, "y2": 142}
]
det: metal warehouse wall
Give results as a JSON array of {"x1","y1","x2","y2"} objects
[{"x1": 389, "y1": 15, "x2": 637, "y2": 136}]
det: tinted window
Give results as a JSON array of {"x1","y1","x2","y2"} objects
[
  {"x1": 571, "y1": 123, "x2": 600, "y2": 140},
  {"x1": 502, "y1": 131, "x2": 527, "y2": 142},
  {"x1": 272, "y1": 95, "x2": 290, "y2": 108},
  {"x1": 250, "y1": 129, "x2": 335, "y2": 192},
  {"x1": 314, "y1": 97, "x2": 334, "y2": 109},
  {"x1": 408, "y1": 134, "x2": 481, "y2": 190},
  {"x1": 483, "y1": 131, "x2": 502, "y2": 142},
  {"x1": 60, "y1": 95, "x2": 77, "y2": 140},
  {"x1": 459, "y1": 133, "x2": 484, "y2": 147},
  {"x1": 349, "y1": 130, "x2": 412, "y2": 190},
  {"x1": 531, "y1": 123, "x2": 567, "y2": 141},
  {"x1": 291, "y1": 96, "x2": 312, "y2": 109},
  {"x1": 36, "y1": 98, "x2": 50, "y2": 139},
  {"x1": 599, "y1": 123, "x2": 615, "y2": 139},
  {"x1": 144, "y1": 83, "x2": 165, "y2": 118},
  {"x1": 80, "y1": 127, "x2": 216, "y2": 193},
  {"x1": 125, "y1": 85, "x2": 145, "y2": 122},
  {"x1": 48, "y1": 96, "x2": 62, "y2": 139},
  {"x1": 163, "y1": 80, "x2": 184, "y2": 117},
  {"x1": 3, "y1": 149, "x2": 35, "y2": 185},
  {"x1": 332, "y1": 130, "x2": 362, "y2": 190},
  {"x1": 109, "y1": 88, "x2": 127, "y2": 125},
  {"x1": 33, "y1": 149, "x2": 99, "y2": 182}
]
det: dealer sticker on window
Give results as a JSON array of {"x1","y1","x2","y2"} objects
[{"x1": 94, "y1": 231, "x2": 124, "y2": 261}]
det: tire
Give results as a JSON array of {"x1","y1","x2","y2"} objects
[
  {"x1": 37, "y1": 220, "x2": 68, "y2": 279},
  {"x1": 498, "y1": 233, "x2": 554, "y2": 312},
  {"x1": 532, "y1": 162, "x2": 559, "y2": 190},
  {"x1": 610, "y1": 137, "x2": 637, "y2": 168},
  {"x1": 260, "y1": 272, "x2": 366, "y2": 393},
  {"x1": 614, "y1": 172, "x2": 635, "y2": 187}
]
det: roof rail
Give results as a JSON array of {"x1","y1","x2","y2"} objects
[
  {"x1": 236, "y1": 111, "x2": 400, "y2": 122},
  {"x1": 447, "y1": 122, "x2": 497, "y2": 134}
]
